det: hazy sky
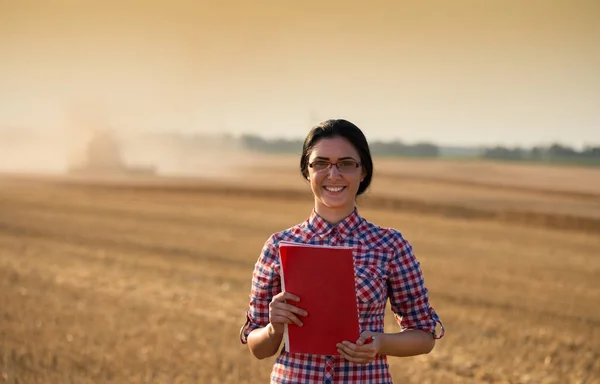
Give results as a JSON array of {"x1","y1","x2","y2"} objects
[{"x1": 1, "y1": 0, "x2": 599, "y2": 148}]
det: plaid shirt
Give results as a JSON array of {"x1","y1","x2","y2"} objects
[{"x1": 240, "y1": 209, "x2": 444, "y2": 384}]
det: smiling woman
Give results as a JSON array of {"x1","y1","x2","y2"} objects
[{"x1": 239, "y1": 119, "x2": 445, "y2": 384}]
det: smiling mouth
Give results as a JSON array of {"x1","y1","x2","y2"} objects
[{"x1": 323, "y1": 186, "x2": 346, "y2": 193}]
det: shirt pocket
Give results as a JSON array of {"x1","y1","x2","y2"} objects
[{"x1": 354, "y1": 264, "x2": 387, "y2": 304}]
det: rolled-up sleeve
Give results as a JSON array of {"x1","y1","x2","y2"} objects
[
  {"x1": 239, "y1": 235, "x2": 282, "y2": 344},
  {"x1": 388, "y1": 233, "x2": 444, "y2": 339}
]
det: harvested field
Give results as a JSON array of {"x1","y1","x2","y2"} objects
[{"x1": 1, "y1": 157, "x2": 599, "y2": 383}]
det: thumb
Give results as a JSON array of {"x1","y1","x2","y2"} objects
[{"x1": 356, "y1": 332, "x2": 373, "y2": 346}]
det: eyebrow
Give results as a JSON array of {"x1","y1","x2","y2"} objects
[{"x1": 313, "y1": 156, "x2": 357, "y2": 161}]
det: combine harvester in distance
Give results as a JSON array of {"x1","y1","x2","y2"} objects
[{"x1": 68, "y1": 130, "x2": 157, "y2": 177}]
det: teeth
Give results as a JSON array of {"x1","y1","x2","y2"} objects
[{"x1": 325, "y1": 186, "x2": 344, "y2": 192}]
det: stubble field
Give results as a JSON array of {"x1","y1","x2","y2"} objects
[{"x1": 1, "y1": 156, "x2": 599, "y2": 384}]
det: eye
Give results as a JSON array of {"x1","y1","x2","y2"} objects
[
  {"x1": 311, "y1": 161, "x2": 329, "y2": 170},
  {"x1": 338, "y1": 160, "x2": 357, "y2": 169}
]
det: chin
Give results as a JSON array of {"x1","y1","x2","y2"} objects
[{"x1": 321, "y1": 199, "x2": 353, "y2": 210}]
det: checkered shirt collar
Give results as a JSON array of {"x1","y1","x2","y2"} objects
[{"x1": 306, "y1": 208, "x2": 363, "y2": 239}]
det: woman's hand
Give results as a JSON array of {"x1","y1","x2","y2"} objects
[
  {"x1": 268, "y1": 291, "x2": 308, "y2": 336},
  {"x1": 337, "y1": 332, "x2": 380, "y2": 365}
]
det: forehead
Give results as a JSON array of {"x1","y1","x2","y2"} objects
[{"x1": 309, "y1": 136, "x2": 359, "y2": 160}]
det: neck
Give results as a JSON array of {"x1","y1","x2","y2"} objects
[{"x1": 314, "y1": 202, "x2": 356, "y2": 225}]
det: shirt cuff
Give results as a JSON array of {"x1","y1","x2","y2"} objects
[
  {"x1": 239, "y1": 312, "x2": 252, "y2": 344},
  {"x1": 239, "y1": 312, "x2": 264, "y2": 344},
  {"x1": 430, "y1": 307, "x2": 445, "y2": 340}
]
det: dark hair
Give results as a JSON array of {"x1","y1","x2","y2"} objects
[{"x1": 300, "y1": 119, "x2": 373, "y2": 196}]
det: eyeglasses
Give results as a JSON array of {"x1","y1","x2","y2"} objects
[{"x1": 308, "y1": 159, "x2": 361, "y2": 173}]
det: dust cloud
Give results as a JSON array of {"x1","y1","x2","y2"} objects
[{"x1": 0, "y1": 106, "x2": 255, "y2": 180}]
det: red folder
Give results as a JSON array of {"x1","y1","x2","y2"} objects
[{"x1": 278, "y1": 241, "x2": 360, "y2": 356}]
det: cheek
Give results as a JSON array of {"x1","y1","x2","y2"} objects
[
  {"x1": 308, "y1": 172, "x2": 322, "y2": 186},
  {"x1": 350, "y1": 174, "x2": 364, "y2": 187}
]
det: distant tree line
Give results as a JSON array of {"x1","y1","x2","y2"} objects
[
  {"x1": 240, "y1": 135, "x2": 440, "y2": 157},
  {"x1": 482, "y1": 144, "x2": 600, "y2": 163},
  {"x1": 369, "y1": 140, "x2": 439, "y2": 157},
  {"x1": 240, "y1": 135, "x2": 303, "y2": 154}
]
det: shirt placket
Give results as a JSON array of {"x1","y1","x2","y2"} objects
[
  {"x1": 330, "y1": 228, "x2": 342, "y2": 246},
  {"x1": 323, "y1": 356, "x2": 335, "y2": 383}
]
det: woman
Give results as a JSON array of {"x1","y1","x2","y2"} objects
[{"x1": 239, "y1": 119, "x2": 444, "y2": 383}]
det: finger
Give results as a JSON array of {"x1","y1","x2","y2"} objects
[
  {"x1": 337, "y1": 347, "x2": 370, "y2": 365},
  {"x1": 273, "y1": 291, "x2": 301, "y2": 303},
  {"x1": 337, "y1": 348, "x2": 360, "y2": 363},
  {"x1": 336, "y1": 342, "x2": 373, "y2": 359},
  {"x1": 271, "y1": 311, "x2": 304, "y2": 326},
  {"x1": 356, "y1": 332, "x2": 375, "y2": 346},
  {"x1": 272, "y1": 302, "x2": 308, "y2": 317},
  {"x1": 271, "y1": 316, "x2": 302, "y2": 327},
  {"x1": 342, "y1": 340, "x2": 375, "y2": 351},
  {"x1": 282, "y1": 292, "x2": 301, "y2": 302},
  {"x1": 340, "y1": 341, "x2": 355, "y2": 351}
]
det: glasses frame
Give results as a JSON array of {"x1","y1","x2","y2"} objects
[{"x1": 308, "y1": 159, "x2": 362, "y2": 173}]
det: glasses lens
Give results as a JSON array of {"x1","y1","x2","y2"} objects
[
  {"x1": 337, "y1": 160, "x2": 358, "y2": 172},
  {"x1": 311, "y1": 161, "x2": 330, "y2": 171}
]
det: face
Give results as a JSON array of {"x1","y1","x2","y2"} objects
[{"x1": 307, "y1": 136, "x2": 366, "y2": 218}]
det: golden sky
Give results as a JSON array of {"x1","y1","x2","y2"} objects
[{"x1": 0, "y1": 0, "x2": 599, "y2": 147}]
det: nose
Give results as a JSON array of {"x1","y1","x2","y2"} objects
[{"x1": 327, "y1": 164, "x2": 341, "y2": 179}]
